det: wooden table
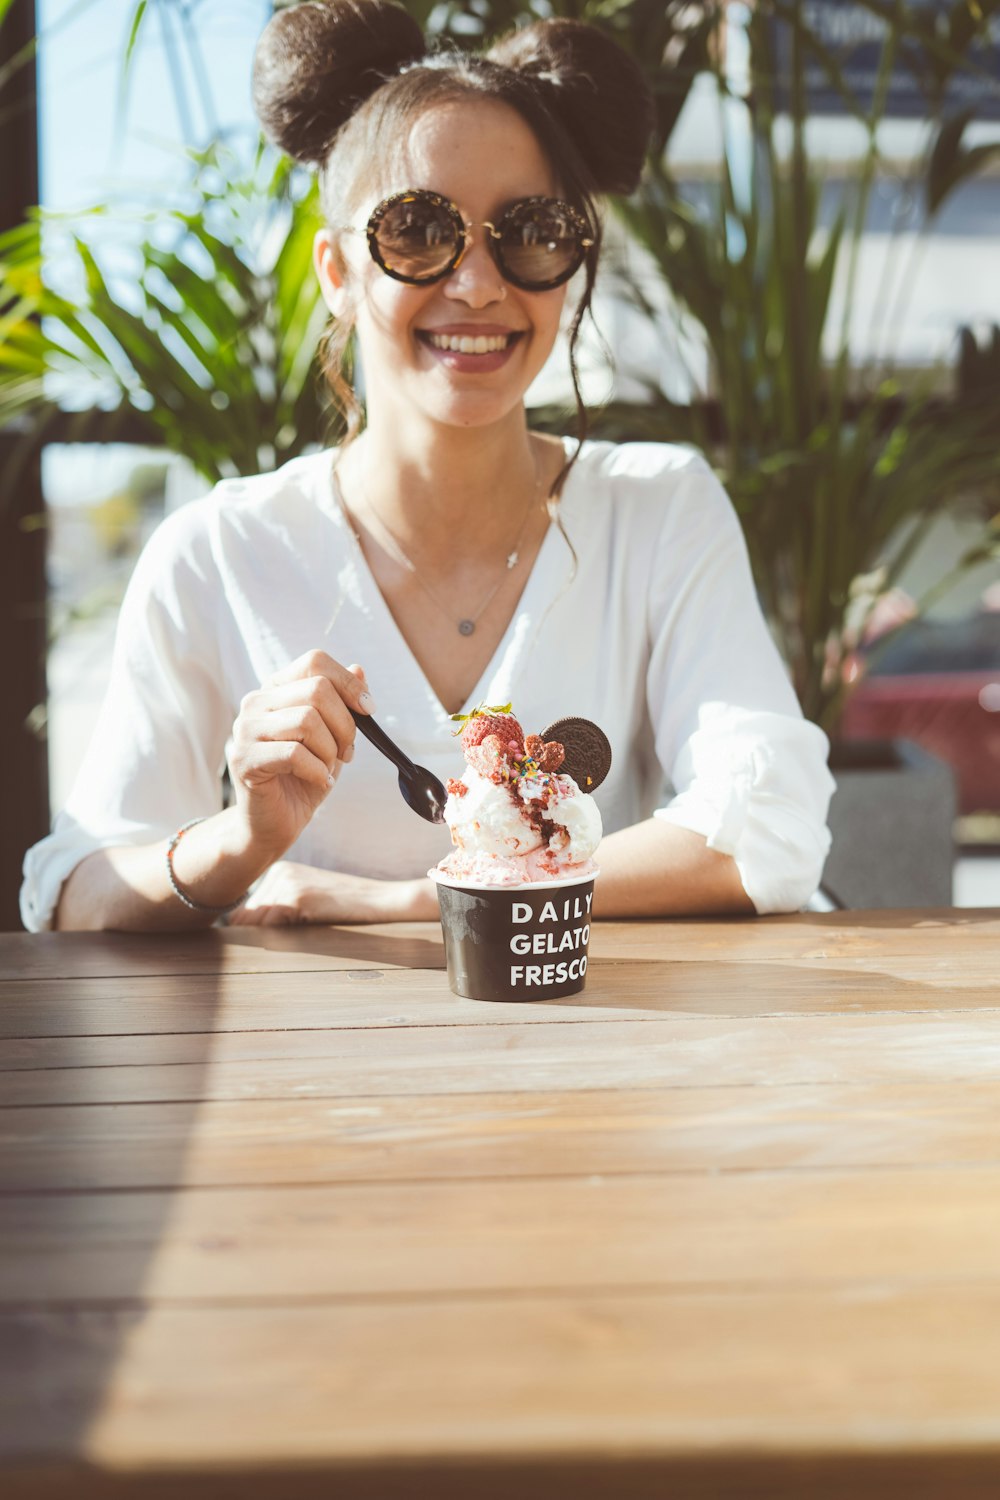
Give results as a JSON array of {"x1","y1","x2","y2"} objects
[{"x1": 3, "y1": 910, "x2": 1000, "y2": 1498}]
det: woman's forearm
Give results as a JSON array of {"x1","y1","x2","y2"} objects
[
  {"x1": 54, "y1": 807, "x2": 280, "y2": 932},
  {"x1": 54, "y1": 815, "x2": 753, "y2": 930},
  {"x1": 590, "y1": 818, "x2": 755, "y2": 918}
]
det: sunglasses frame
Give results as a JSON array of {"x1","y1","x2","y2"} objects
[{"x1": 363, "y1": 189, "x2": 593, "y2": 292}]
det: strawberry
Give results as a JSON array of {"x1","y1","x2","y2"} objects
[{"x1": 460, "y1": 712, "x2": 525, "y2": 761}]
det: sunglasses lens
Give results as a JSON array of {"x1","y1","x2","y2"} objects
[
  {"x1": 497, "y1": 202, "x2": 585, "y2": 287},
  {"x1": 373, "y1": 197, "x2": 458, "y2": 281}
]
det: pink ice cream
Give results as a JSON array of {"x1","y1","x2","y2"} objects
[{"x1": 430, "y1": 708, "x2": 602, "y2": 888}]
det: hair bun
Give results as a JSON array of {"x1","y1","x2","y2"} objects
[
  {"x1": 488, "y1": 19, "x2": 653, "y2": 196},
  {"x1": 253, "y1": 0, "x2": 425, "y2": 164}
]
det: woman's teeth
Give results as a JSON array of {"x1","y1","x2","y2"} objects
[{"x1": 426, "y1": 332, "x2": 515, "y2": 354}]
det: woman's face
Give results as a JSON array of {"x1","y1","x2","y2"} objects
[{"x1": 315, "y1": 98, "x2": 571, "y2": 435}]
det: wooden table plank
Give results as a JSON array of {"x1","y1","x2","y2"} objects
[
  {"x1": 2, "y1": 909, "x2": 997, "y2": 982},
  {"x1": 5, "y1": 1165, "x2": 1000, "y2": 1305},
  {"x1": 9, "y1": 1457, "x2": 1000, "y2": 1500},
  {"x1": 5, "y1": 1011, "x2": 1000, "y2": 1103},
  {"x1": 5, "y1": 1287, "x2": 1000, "y2": 1472},
  {"x1": 3, "y1": 954, "x2": 998, "y2": 1043},
  {"x1": 0, "y1": 925, "x2": 446, "y2": 980},
  {"x1": 5, "y1": 1081, "x2": 1000, "y2": 1191},
  {"x1": 3, "y1": 916, "x2": 1000, "y2": 1499}
]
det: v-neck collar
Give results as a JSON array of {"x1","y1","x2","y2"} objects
[{"x1": 319, "y1": 437, "x2": 581, "y2": 727}]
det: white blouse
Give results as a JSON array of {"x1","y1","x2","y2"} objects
[{"x1": 21, "y1": 438, "x2": 834, "y2": 929}]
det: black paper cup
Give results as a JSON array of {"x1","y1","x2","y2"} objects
[{"x1": 431, "y1": 870, "x2": 597, "y2": 1002}]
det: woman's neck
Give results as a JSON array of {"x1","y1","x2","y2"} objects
[{"x1": 344, "y1": 408, "x2": 550, "y2": 558}]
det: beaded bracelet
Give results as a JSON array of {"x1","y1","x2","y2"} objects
[{"x1": 166, "y1": 818, "x2": 248, "y2": 916}]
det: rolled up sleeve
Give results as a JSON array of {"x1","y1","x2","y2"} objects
[
  {"x1": 646, "y1": 461, "x2": 834, "y2": 913},
  {"x1": 20, "y1": 505, "x2": 233, "y2": 931},
  {"x1": 655, "y1": 707, "x2": 834, "y2": 913}
]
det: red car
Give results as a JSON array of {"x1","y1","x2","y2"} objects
[{"x1": 840, "y1": 614, "x2": 1000, "y2": 815}]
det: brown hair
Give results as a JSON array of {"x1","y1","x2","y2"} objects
[{"x1": 253, "y1": 0, "x2": 654, "y2": 491}]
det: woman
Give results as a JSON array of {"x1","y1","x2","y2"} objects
[{"x1": 21, "y1": 0, "x2": 833, "y2": 932}]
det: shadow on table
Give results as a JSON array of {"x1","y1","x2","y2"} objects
[
  {"x1": 3, "y1": 919, "x2": 447, "y2": 1468},
  {"x1": 598, "y1": 900, "x2": 989, "y2": 1035},
  {"x1": 0, "y1": 932, "x2": 227, "y2": 1472},
  {"x1": 7, "y1": 1447, "x2": 999, "y2": 1497},
  {"x1": 812, "y1": 906, "x2": 1000, "y2": 929},
  {"x1": 572, "y1": 957, "x2": 998, "y2": 1020},
  {"x1": 220, "y1": 921, "x2": 446, "y2": 970}
]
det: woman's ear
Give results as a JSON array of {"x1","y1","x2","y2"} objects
[{"x1": 314, "y1": 228, "x2": 351, "y2": 318}]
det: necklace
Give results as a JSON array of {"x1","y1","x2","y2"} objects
[{"x1": 333, "y1": 449, "x2": 546, "y2": 637}]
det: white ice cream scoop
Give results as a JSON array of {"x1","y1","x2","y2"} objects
[
  {"x1": 444, "y1": 770, "x2": 544, "y2": 858},
  {"x1": 445, "y1": 766, "x2": 602, "y2": 866}
]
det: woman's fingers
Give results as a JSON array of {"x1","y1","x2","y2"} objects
[
  {"x1": 266, "y1": 651, "x2": 376, "y2": 713},
  {"x1": 246, "y1": 654, "x2": 375, "y2": 761},
  {"x1": 234, "y1": 737, "x2": 333, "y2": 793},
  {"x1": 240, "y1": 677, "x2": 352, "y2": 757},
  {"x1": 230, "y1": 861, "x2": 310, "y2": 926},
  {"x1": 347, "y1": 661, "x2": 369, "y2": 694},
  {"x1": 234, "y1": 703, "x2": 340, "y2": 776},
  {"x1": 229, "y1": 653, "x2": 374, "y2": 820},
  {"x1": 229, "y1": 902, "x2": 300, "y2": 927}
]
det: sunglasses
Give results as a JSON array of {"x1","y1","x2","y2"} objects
[{"x1": 357, "y1": 189, "x2": 594, "y2": 292}]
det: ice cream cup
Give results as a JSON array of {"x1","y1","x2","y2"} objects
[{"x1": 430, "y1": 869, "x2": 597, "y2": 1002}]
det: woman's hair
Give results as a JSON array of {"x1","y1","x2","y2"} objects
[{"x1": 253, "y1": 0, "x2": 654, "y2": 489}]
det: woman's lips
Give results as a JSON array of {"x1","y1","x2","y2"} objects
[{"x1": 416, "y1": 328, "x2": 525, "y2": 373}]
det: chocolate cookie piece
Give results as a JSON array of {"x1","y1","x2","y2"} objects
[
  {"x1": 539, "y1": 717, "x2": 612, "y2": 793},
  {"x1": 524, "y1": 734, "x2": 565, "y2": 773}
]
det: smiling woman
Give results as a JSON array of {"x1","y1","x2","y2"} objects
[
  {"x1": 314, "y1": 98, "x2": 573, "y2": 468},
  {"x1": 21, "y1": 0, "x2": 835, "y2": 935}
]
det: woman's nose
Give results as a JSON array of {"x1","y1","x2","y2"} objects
[{"x1": 442, "y1": 231, "x2": 506, "y2": 306}]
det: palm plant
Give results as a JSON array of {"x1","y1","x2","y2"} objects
[
  {"x1": 0, "y1": 145, "x2": 335, "y2": 484},
  {"x1": 608, "y1": 0, "x2": 1000, "y2": 730}
]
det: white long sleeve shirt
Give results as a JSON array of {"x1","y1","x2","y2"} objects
[{"x1": 21, "y1": 438, "x2": 834, "y2": 929}]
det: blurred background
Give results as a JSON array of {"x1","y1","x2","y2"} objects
[{"x1": 1, "y1": 0, "x2": 998, "y2": 926}]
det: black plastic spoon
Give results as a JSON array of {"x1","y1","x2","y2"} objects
[{"x1": 351, "y1": 709, "x2": 448, "y2": 824}]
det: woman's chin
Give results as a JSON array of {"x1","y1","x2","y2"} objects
[{"x1": 416, "y1": 387, "x2": 531, "y2": 431}]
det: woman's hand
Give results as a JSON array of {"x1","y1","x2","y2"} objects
[
  {"x1": 228, "y1": 862, "x2": 439, "y2": 926},
  {"x1": 228, "y1": 651, "x2": 374, "y2": 864}
]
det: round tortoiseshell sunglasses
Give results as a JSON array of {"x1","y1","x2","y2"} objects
[{"x1": 353, "y1": 188, "x2": 594, "y2": 292}]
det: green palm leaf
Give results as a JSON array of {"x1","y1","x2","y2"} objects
[
  {"x1": 610, "y1": 0, "x2": 1000, "y2": 728},
  {"x1": 0, "y1": 146, "x2": 338, "y2": 485}
]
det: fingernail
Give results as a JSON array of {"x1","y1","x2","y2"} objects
[
  {"x1": 359, "y1": 691, "x2": 376, "y2": 713},
  {"x1": 341, "y1": 742, "x2": 355, "y2": 764},
  {"x1": 327, "y1": 766, "x2": 339, "y2": 787}
]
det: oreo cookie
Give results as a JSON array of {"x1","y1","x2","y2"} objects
[{"x1": 539, "y1": 717, "x2": 612, "y2": 793}]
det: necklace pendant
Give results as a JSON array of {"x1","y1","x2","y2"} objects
[{"x1": 458, "y1": 619, "x2": 476, "y2": 637}]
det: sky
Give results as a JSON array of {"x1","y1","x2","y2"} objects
[
  {"x1": 36, "y1": 0, "x2": 272, "y2": 505},
  {"x1": 38, "y1": 0, "x2": 269, "y2": 211}
]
